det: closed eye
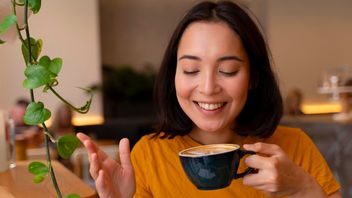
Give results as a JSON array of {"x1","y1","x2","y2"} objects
[
  {"x1": 183, "y1": 70, "x2": 199, "y2": 75},
  {"x1": 219, "y1": 70, "x2": 239, "y2": 76}
]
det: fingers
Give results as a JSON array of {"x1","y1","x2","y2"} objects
[
  {"x1": 243, "y1": 142, "x2": 284, "y2": 156},
  {"x1": 119, "y1": 138, "x2": 133, "y2": 173},
  {"x1": 96, "y1": 169, "x2": 116, "y2": 198},
  {"x1": 245, "y1": 154, "x2": 274, "y2": 170},
  {"x1": 77, "y1": 133, "x2": 108, "y2": 161},
  {"x1": 76, "y1": 132, "x2": 90, "y2": 142},
  {"x1": 96, "y1": 170, "x2": 106, "y2": 191},
  {"x1": 89, "y1": 153, "x2": 101, "y2": 180},
  {"x1": 77, "y1": 133, "x2": 97, "y2": 156},
  {"x1": 243, "y1": 173, "x2": 264, "y2": 187}
]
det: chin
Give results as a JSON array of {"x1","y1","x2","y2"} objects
[{"x1": 197, "y1": 125, "x2": 223, "y2": 133}]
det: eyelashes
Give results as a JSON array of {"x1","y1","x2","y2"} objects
[
  {"x1": 182, "y1": 70, "x2": 239, "y2": 76},
  {"x1": 219, "y1": 70, "x2": 239, "y2": 76},
  {"x1": 183, "y1": 70, "x2": 199, "y2": 75}
]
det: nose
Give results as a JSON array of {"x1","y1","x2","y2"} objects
[{"x1": 199, "y1": 70, "x2": 221, "y2": 95}]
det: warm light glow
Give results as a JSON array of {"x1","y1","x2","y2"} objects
[
  {"x1": 302, "y1": 103, "x2": 341, "y2": 114},
  {"x1": 72, "y1": 116, "x2": 104, "y2": 126}
]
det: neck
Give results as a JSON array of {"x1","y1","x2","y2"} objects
[{"x1": 189, "y1": 127, "x2": 245, "y2": 145}]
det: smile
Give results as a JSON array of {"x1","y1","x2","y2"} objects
[{"x1": 196, "y1": 102, "x2": 226, "y2": 111}]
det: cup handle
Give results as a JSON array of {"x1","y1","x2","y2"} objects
[{"x1": 233, "y1": 150, "x2": 256, "y2": 179}]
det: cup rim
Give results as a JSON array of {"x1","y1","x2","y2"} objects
[{"x1": 178, "y1": 144, "x2": 240, "y2": 157}]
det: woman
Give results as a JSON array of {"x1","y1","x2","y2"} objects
[{"x1": 77, "y1": 1, "x2": 341, "y2": 197}]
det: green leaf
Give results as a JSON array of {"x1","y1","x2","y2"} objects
[
  {"x1": 39, "y1": 55, "x2": 62, "y2": 75},
  {"x1": 33, "y1": 175, "x2": 45, "y2": 183},
  {"x1": 28, "y1": 162, "x2": 48, "y2": 183},
  {"x1": 0, "y1": 14, "x2": 17, "y2": 35},
  {"x1": 39, "y1": 55, "x2": 51, "y2": 67},
  {"x1": 24, "y1": 101, "x2": 51, "y2": 125},
  {"x1": 50, "y1": 58, "x2": 63, "y2": 75},
  {"x1": 28, "y1": 161, "x2": 49, "y2": 175},
  {"x1": 29, "y1": 0, "x2": 41, "y2": 14},
  {"x1": 21, "y1": 38, "x2": 43, "y2": 64},
  {"x1": 23, "y1": 64, "x2": 56, "y2": 89},
  {"x1": 64, "y1": 194, "x2": 80, "y2": 198},
  {"x1": 57, "y1": 135, "x2": 81, "y2": 159}
]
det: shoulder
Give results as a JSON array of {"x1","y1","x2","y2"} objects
[
  {"x1": 267, "y1": 125, "x2": 309, "y2": 144},
  {"x1": 266, "y1": 126, "x2": 340, "y2": 195},
  {"x1": 265, "y1": 125, "x2": 316, "y2": 158},
  {"x1": 273, "y1": 125, "x2": 305, "y2": 137}
]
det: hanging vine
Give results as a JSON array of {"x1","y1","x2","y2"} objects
[{"x1": 0, "y1": 0, "x2": 93, "y2": 197}]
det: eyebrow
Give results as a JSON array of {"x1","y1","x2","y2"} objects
[
  {"x1": 218, "y1": 55, "x2": 244, "y2": 62},
  {"x1": 178, "y1": 55, "x2": 201, "y2": 61},
  {"x1": 178, "y1": 55, "x2": 244, "y2": 62}
]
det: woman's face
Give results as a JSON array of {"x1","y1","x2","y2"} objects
[{"x1": 175, "y1": 21, "x2": 250, "y2": 134}]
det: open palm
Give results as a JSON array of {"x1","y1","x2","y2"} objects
[{"x1": 77, "y1": 133, "x2": 135, "y2": 198}]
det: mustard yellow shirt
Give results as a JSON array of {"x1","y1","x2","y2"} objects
[{"x1": 131, "y1": 126, "x2": 340, "y2": 197}]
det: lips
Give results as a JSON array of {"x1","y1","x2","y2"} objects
[{"x1": 196, "y1": 102, "x2": 226, "y2": 111}]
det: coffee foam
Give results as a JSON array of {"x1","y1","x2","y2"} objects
[{"x1": 179, "y1": 144, "x2": 239, "y2": 157}]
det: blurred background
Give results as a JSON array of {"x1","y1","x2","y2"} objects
[
  {"x1": 0, "y1": 0, "x2": 351, "y2": 197},
  {"x1": 1, "y1": 0, "x2": 352, "y2": 123}
]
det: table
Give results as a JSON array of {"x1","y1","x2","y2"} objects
[{"x1": 0, "y1": 160, "x2": 97, "y2": 198}]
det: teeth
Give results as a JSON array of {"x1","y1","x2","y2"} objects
[{"x1": 197, "y1": 102, "x2": 225, "y2": 111}]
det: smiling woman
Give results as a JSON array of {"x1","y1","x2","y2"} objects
[
  {"x1": 175, "y1": 21, "x2": 250, "y2": 141},
  {"x1": 75, "y1": 1, "x2": 342, "y2": 198}
]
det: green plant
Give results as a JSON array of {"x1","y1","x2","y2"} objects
[
  {"x1": 103, "y1": 64, "x2": 155, "y2": 102},
  {"x1": 0, "y1": 1, "x2": 92, "y2": 197}
]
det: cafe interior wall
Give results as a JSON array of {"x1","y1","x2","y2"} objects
[
  {"x1": 266, "y1": 0, "x2": 352, "y2": 111},
  {"x1": 99, "y1": 0, "x2": 263, "y2": 71},
  {"x1": 0, "y1": 0, "x2": 103, "y2": 125},
  {"x1": 100, "y1": 0, "x2": 352, "y2": 114}
]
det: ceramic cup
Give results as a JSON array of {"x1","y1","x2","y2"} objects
[{"x1": 179, "y1": 144, "x2": 256, "y2": 190}]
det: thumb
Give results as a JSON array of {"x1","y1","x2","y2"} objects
[{"x1": 119, "y1": 138, "x2": 133, "y2": 171}]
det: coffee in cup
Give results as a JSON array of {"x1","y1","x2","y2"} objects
[{"x1": 179, "y1": 144, "x2": 255, "y2": 190}]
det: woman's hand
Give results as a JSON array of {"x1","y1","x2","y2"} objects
[
  {"x1": 77, "y1": 133, "x2": 135, "y2": 198},
  {"x1": 242, "y1": 142, "x2": 327, "y2": 198}
]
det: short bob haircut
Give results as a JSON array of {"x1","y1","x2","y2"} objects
[{"x1": 154, "y1": 0, "x2": 283, "y2": 138}]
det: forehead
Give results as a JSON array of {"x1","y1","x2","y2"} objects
[{"x1": 177, "y1": 21, "x2": 245, "y2": 57}]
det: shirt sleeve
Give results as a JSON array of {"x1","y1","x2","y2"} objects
[
  {"x1": 131, "y1": 136, "x2": 153, "y2": 198},
  {"x1": 296, "y1": 130, "x2": 341, "y2": 195}
]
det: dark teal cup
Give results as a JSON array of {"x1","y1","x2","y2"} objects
[{"x1": 179, "y1": 144, "x2": 256, "y2": 190}]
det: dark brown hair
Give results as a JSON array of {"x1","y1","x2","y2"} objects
[{"x1": 154, "y1": 1, "x2": 283, "y2": 138}]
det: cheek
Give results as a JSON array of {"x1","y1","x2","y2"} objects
[
  {"x1": 175, "y1": 72, "x2": 193, "y2": 100},
  {"x1": 227, "y1": 75, "x2": 250, "y2": 101}
]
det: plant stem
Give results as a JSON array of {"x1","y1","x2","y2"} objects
[
  {"x1": 22, "y1": 1, "x2": 62, "y2": 197},
  {"x1": 11, "y1": 1, "x2": 25, "y2": 43},
  {"x1": 49, "y1": 86, "x2": 91, "y2": 114},
  {"x1": 24, "y1": 0, "x2": 35, "y2": 106},
  {"x1": 42, "y1": 123, "x2": 62, "y2": 198}
]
